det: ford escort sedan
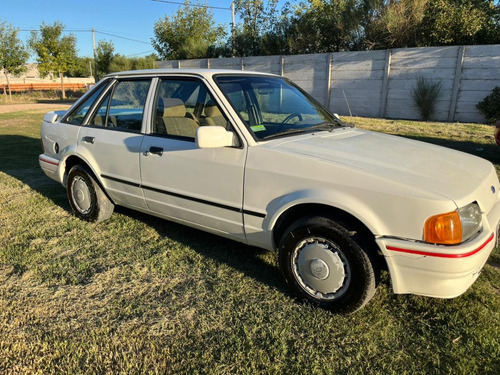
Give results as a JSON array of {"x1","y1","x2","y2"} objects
[{"x1": 39, "y1": 69, "x2": 500, "y2": 313}]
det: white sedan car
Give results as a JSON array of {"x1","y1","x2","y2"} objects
[{"x1": 39, "y1": 69, "x2": 500, "y2": 313}]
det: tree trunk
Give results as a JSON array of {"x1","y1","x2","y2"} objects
[
  {"x1": 60, "y1": 72, "x2": 66, "y2": 100},
  {"x1": 5, "y1": 71, "x2": 12, "y2": 101}
]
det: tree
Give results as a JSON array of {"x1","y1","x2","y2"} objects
[
  {"x1": 152, "y1": 0, "x2": 226, "y2": 60},
  {"x1": 233, "y1": 0, "x2": 267, "y2": 55},
  {"x1": 232, "y1": 0, "x2": 299, "y2": 56},
  {"x1": 96, "y1": 40, "x2": 115, "y2": 77},
  {"x1": 423, "y1": 0, "x2": 500, "y2": 45},
  {"x1": 66, "y1": 56, "x2": 93, "y2": 78},
  {"x1": 29, "y1": 21, "x2": 77, "y2": 99},
  {"x1": 0, "y1": 20, "x2": 29, "y2": 100},
  {"x1": 364, "y1": 0, "x2": 500, "y2": 48},
  {"x1": 364, "y1": 0, "x2": 429, "y2": 49},
  {"x1": 108, "y1": 54, "x2": 158, "y2": 73}
]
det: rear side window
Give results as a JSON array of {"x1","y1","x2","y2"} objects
[
  {"x1": 63, "y1": 82, "x2": 109, "y2": 125},
  {"x1": 88, "y1": 79, "x2": 151, "y2": 132}
]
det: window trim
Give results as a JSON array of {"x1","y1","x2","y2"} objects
[
  {"x1": 84, "y1": 78, "x2": 153, "y2": 133},
  {"x1": 149, "y1": 76, "x2": 242, "y2": 148},
  {"x1": 61, "y1": 79, "x2": 111, "y2": 126},
  {"x1": 213, "y1": 73, "x2": 340, "y2": 143}
]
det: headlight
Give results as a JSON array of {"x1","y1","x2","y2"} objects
[
  {"x1": 424, "y1": 203, "x2": 482, "y2": 245},
  {"x1": 458, "y1": 203, "x2": 482, "y2": 241}
]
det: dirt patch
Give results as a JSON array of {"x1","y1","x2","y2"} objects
[{"x1": 0, "y1": 103, "x2": 72, "y2": 114}]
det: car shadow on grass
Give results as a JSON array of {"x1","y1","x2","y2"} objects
[
  {"x1": 0, "y1": 135, "x2": 69, "y2": 210},
  {"x1": 114, "y1": 206, "x2": 289, "y2": 295}
]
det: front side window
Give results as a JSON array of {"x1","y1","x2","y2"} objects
[
  {"x1": 63, "y1": 81, "x2": 109, "y2": 125},
  {"x1": 153, "y1": 79, "x2": 229, "y2": 140},
  {"x1": 215, "y1": 75, "x2": 344, "y2": 141},
  {"x1": 88, "y1": 79, "x2": 151, "y2": 132}
]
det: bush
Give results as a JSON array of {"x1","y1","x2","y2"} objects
[
  {"x1": 411, "y1": 77, "x2": 442, "y2": 121},
  {"x1": 477, "y1": 87, "x2": 500, "y2": 123}
]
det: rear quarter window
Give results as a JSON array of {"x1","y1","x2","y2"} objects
[{"x1": 63, "y1": 81, "x2": 110, "y2": 125}]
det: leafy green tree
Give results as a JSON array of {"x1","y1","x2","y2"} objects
[
  {"x1": 152, "y1": 0, "x2": 226, "y2": 59},
  {"x1": 96, "y1": 40, "x2": 115, "y2": 77},
  {"x1": 65, "y1": 56, "x2": 93, "y2": 78},
  {"x1": 364, "y1": 0, "x2": 500, "y2": 48},
  {"x1": 0, "y1": 20, "x2": 29, "y2": 100},
  {"x1": 108, "y1": 54, "x2": 157, "y2": 73},
  {"x1": 233, "y1": 0, "x2": 267, "y2": 55},
  {"x1": 29, "y1": 22, "x2": 78, "y2": 99},
  {"x1": 364, "y1": 0, "x2": 429, "y2": 49},
  {"x1": 108, "y1": 55, "x2": 132, "y2": 72},
  {"x1": 232, "y1": 0, "x2": 299, "y2": 56},
  {"x1": 423, "y1": 0, "x2": 500, "y2": 45}
]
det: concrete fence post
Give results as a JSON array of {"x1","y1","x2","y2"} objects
[
  {"x1": 380, "y1": 49, "x2": 392, "y2": 118},
  {"x1": 448, "y1": 46, "x2": 465, "y2": 122},
  {"x1": 326, "y1": 53, "x2": 333, "y2": 109}
]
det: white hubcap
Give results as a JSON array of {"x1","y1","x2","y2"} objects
[
  {"x1": 71, "y1": 176, "x2": 92, "y2": 214},
  {"x1": 292, "y1": 237, "x2": 351, "y2": 300}
]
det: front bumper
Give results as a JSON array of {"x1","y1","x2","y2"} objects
[{"x1": 377, "y1": 200, "x2": 500, "y2": 298}]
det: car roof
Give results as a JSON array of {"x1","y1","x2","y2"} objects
[{"x1": 104, "y1": 69, "x2": 278, "y2": 79}]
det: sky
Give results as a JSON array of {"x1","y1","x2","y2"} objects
[{"x1": 2, "y1": 0, "x2": 250, "y2": 60}]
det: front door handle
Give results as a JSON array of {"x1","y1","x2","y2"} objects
[
  {"x1": 144, "y1": 146, "x2": 163, "y2": 156},
  {"x1": 83, "y1": 136, "x2": 95, "y2": 144}
]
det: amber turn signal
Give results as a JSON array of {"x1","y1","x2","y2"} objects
[{"x1": 424, "y1": 211, "x2": 462, "y2": 245}]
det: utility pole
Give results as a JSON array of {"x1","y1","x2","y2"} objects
[
  {"x1": 92, "y1": 28, "x2": 98, "y2": 82},
  {"x1": 231, "y1": 1, "x2": 236, "y2": 58}
]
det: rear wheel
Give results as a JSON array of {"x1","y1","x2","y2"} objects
[
  {"x1": 279, "y1": 216, "x2": 379, "y2": 314},
  {"x1": 67, "y1": 164, "x2": 114, "y2": 222}
]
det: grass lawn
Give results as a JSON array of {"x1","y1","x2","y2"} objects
[{"x1": 0, "y1": 110, "x2": 499, "y2": 374}]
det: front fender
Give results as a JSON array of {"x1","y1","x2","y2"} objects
[{"x1": 264, "y1": 188, "x2": 388, "y2": 237}]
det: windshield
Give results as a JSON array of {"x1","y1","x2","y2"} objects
[{"x1": 214, "y1": 75, "x2": 344, "y2": 141}]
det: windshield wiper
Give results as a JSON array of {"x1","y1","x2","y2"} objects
[
  {"x1": 261, "y1": 128, "x2": 309, "y2": 140},
  {"x1": 308, "y1": 122, "x2": 339, "y2": 132}
]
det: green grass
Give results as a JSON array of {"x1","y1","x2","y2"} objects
[{"x1": 0, "y1": 111, "x2": 499, "y2": 374}]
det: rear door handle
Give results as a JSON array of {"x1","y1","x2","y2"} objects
[
  {"x1": 144, "y1": 146, "x2": 163, "y2": 156},
  {"x1": 83, "y1": 136, "x2": 95, "y2": 144}
]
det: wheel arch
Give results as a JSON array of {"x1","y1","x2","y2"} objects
[
  {"x1": 62, "y1": 155, "x2": 115, "y2": 204},
  {"x1": 273, "y1": 203, "x2": 374, "y2": 247},
  {"x1": 271, "y1": 202, "x2": 387, "y2": 272}
]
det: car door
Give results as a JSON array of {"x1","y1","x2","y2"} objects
[
  {"x1": 139, "y1": 77, "x2": 246, "y2": 240},
  {"x1": 77, "y1": 78, "x2": 154, "y2": 210}
]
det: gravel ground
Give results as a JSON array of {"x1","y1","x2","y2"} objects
[{"x1": 0, "y1": 102, "x2": 72, "y2": 114}]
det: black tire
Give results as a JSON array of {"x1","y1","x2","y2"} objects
[
  {"x1": 67, "y1": 164, "x2": 114, "y2": 222},
  {"x1": 278, "y1": 216, "x2": 379, "y2": 314}
]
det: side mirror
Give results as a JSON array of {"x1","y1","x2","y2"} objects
[
  {"x1": 196, "y1": 126, "x2": 235, "y2": 149},
  {"x1": 43, "y1": 112, "x2": 59, "y2": 124}
]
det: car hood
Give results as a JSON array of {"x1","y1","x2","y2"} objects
[{"x1": 267, "y1": 128, "x2": 498, "y2": 208}]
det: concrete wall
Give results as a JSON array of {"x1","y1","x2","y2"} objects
[
  {"x1": 0, "y1": 64, "x2": 95, "y2": 85},
  {"x1": 158, "y1": 45, "x2": 500, "y2": 123}
]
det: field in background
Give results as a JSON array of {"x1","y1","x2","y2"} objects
[
  {"x1": 1, "y1": 90, "x2": 85, "y2": 105},
  {"x1": 0, "y1": 108, "x2": 499, "y2": 374}
]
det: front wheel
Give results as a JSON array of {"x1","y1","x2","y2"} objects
[
  {"x1": 279, "y1": 216, "x2": 379, "y2": 314},
  {"x1": 67, "y1": 164, "x2": 114, "y2": 222}
]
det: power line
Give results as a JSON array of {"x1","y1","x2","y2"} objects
[
  {"x1": 94, "y1": 30, "x2": 151, "y2": 45},
  {"x1": 125, "y1": 50, "x2": 157, "y2": 57},
  {"x1": 152, "y1": 0, "x2": 231, "y2": 11},
  {"x1": 20, "y1": 28, "x2": 151, "y2": 45}
]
